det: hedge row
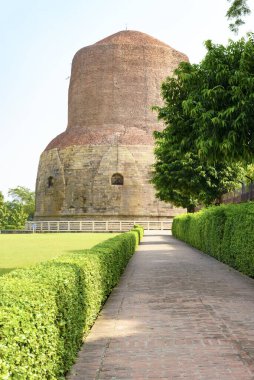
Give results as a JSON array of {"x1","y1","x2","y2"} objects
[
  {"x1": 0, "y1": 226, "x2": 143, "y2": 380},
  {"x1": 172, "y1": 202, "x2": 254, "y2": 277},
  {"x1": 133, "y1": 224, "x2": 144, "y2": 242}
]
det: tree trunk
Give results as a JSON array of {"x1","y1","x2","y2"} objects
[
  {"x1": 214, "y1": 196, "x2": 222, "y2": 206},
  {"x1": 187, "y1": 204, "x2": 195, "y2": 213}
]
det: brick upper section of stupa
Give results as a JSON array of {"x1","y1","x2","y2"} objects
[
  {"x1": 94, "y1": 30, "x2": 171, "y2": 47},
  {"x1": 45, "y1": 30, "x2": 188, "y2": 151}
]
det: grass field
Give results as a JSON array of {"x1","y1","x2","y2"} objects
[{"x1": 0, "y1": 233, "x2": 118, "y2": 276}]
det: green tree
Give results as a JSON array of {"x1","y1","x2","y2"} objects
[
  {"x1": 151, "y1": 2, "x2": 253, "y2": 210},
  {"x1": 8, "y1": 186, "x2": 35, "y2": 220},
  {"x1": 0, "y1": 192, "x2": 8, "y2": 230},
  {"x1": 152, "y1": 134, "x2": 244, "y2": 212},
  {"x1": 244, "y1": 163, "x2": 254, "y2": 181},
  {"x1": 154, "y1": 35, "x2": 254, "y2": 164},
  {"x1": 0, "y1": 191, "x2": 4, "y2": 207},
  {"x1": 227, "y1": 0, "x2": 251, "y2": 33},
  {"x1": 0, "y1": 187, "x2": 34, "y2": 230},
  {"x1": 4, "y1": 201, "x2": 28, "y2": 229}
]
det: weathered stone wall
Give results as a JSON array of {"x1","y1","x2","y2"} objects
[
  {"x1": 35, "y1": 31, "x2": 188, "y2": 220},
  {"x1": 35, "y1": 144, "x2": 185, "y2": 220}
]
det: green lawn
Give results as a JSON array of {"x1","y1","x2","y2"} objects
[{"x1": 0, "y1": 233, "x2": 118, "y2": 276}]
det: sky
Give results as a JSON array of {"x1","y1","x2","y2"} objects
[{"x1": 0, "y1": 0, "x2": 253, "y2": 198}]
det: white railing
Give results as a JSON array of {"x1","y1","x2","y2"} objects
[{"x1": 26, "y1": 220, "x2": 173, "y2": 232}]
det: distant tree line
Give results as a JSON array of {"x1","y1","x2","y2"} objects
[{"x1": 0, "y1": 186, "x2": 35, "y2": 230}]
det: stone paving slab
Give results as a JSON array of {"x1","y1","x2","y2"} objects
[{"x1": 67, "y1": 231, "x2": 254, "y2": 380}]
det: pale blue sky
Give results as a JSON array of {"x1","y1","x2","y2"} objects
[{"x1": 0, "y1": 0, "x2": 253, "y2": 197}]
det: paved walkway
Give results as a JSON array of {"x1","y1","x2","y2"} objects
[{"x1": 67, "y1": 231, "x2": 254, "y2": 380}]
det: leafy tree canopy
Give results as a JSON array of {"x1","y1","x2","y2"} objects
[
  {"x1": 0, "y1": 186, "x2": 35, "y2": 229},
  {"x1": 154, "y1": 35, "x2": 254, "y2": 164},
  {"x1": 0, "y1": 191, "x2": 4, "y2": 206},
  {"x1": 152, "y1": 3, "x2": 253, "y2": 211},
  {"x1": 243, "y1": 163, "x2": 254, "y2": 182},
  {"x1": 227, "y1": 0, "x2": 251, "y2": 33},
  {"x1": 4, "y1": 201, "x2": 28, "y2": 229},
  {"x1": 151, "y1": 35, "x2": 254, "y2": 210},
  {"x1": 8, "y1": 186, "x2": 35, "y2": 220},
  {"x1": 152, "y1": 133, "x2": 244, "y2": 212}
]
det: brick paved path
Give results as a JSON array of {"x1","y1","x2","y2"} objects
[{"x1": 67, "y1": 231, "x2": 254, "y2": 380}]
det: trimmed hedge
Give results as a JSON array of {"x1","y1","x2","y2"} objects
[
  {"x1": 0, "y1": 229, "x2": 141, "y2": 379},
  {"x1": 133, "y1": 224, "x2": 144, "y2": 242},
  {"x1": 172, "y1": 202, "x2": 254, "y2": 277}
]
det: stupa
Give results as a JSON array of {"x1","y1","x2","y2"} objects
[{"x1": 35, "y1": 30, "x2": 188, "y2": 220}]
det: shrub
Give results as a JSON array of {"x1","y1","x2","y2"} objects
[
  {"x1": 0, "y1": 228, "x2": 141, "y2": 379},
  {"x1": 133, "y1": 224, "x2": 144, "y2": 242},
  {"x1": 172, "y1": 202, "x2": 254, "y2": 277},
  {"x1": 4, "y1": 225, "x2": 19, "y2": 230}
]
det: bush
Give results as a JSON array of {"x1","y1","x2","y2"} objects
[
  {"x1": 133, "y1": 224, "x2": 144, "y2": 242},
  {"x1": 0, "y1": 229, "x2": 141, "y2": 379},
  {"x1": 4, "y1": 225, "x2": 20, "y2": 230},
  {"x1": 172, "y1": 202, "x2": 254, "y2": 277}
]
